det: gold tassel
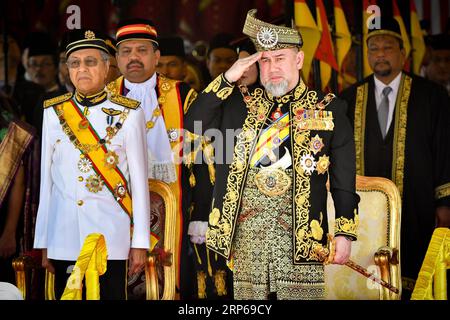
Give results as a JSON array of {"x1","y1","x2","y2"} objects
[
  {"x1": 206, "y1": 248, "x2": 213, "y2": 277},
  {"x1": 197, "y1": 271, "x2": 207, "y2": 299},
  {"x1": 189, "y1": 171, "x2": 196, "y2": 187},
  {"x1": 193, "y1": 243, "x2": 202, "y2": 265},
  {"x1": 214, "y1": 270, "x2": 227, "y2": 296}
]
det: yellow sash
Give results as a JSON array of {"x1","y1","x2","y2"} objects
[
  {"x1": 54, "y1": 100, "x2": 133, "y2": 220},
  {"x1": 250, "y1": 113, "x2": 290, "y2": 167}
]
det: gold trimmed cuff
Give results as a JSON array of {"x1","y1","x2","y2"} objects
[
  {"x1": 334, "y1": 214, "x2": 358, "y2": 239},
  {"x1": 435, "y1": 183, "x2": 450, "y2": 200}
]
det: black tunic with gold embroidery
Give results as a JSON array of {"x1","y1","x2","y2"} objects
[
  {"x1": 185, "y1": 74, "x2": 359, "y2": 266},
  {"x1": 340, "y1": 73, "x2": 450, "y2": 288}
]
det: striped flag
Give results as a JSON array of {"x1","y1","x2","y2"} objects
[
  {"x1": 294, "y1": 0, "x2": 321, "y2": 84},
  {"x1": 333, "y1": 0, "x2": 353, "y2": 89},
  {"x1": 410, "y1": 0, "x2": 426, "y2": 74},
  {"x1": 315, "y1": 0, "x2": 338, "y2": 90}
]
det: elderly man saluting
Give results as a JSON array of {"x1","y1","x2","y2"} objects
[{"x1": 33, "y1": 29, "x2": 150, "y2": 300}]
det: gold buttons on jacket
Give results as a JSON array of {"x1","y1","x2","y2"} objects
[
  {"x1": 77, "y1": 200, "x2": 84, "y2": 206},
  {"x1": 78, "y1": 176, "x2": 84, "y2": 182}
]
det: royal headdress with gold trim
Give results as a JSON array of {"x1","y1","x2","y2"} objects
[{"x1": 243, "y1": 9, "x2": 303, "y2": 52}]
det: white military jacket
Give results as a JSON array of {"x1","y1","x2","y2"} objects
[{"x1": 34, "y1": 90, "x2": 150, "y2": 260}]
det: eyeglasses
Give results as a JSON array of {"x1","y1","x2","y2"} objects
[{"x1": 66, "y1": 57, "x2": 100, "y2": 69}]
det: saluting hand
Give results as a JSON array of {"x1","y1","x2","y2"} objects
[
  {"x1": 224, "y1": 52, "x2": 262, "y2": 83},
  {"x1": 128, "y1": 248, "x2": 148, "y2": 276}
]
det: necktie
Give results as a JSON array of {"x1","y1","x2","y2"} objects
[{"x1": 377, "y1": 86, "x2": 392, "y2": 139}]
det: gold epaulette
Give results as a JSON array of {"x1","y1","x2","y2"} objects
[
  {"x1": 43, "y1": 92, "x2": 73, "y2": 108},
  {"x1": 109, "y1": 95, "x2": 140, "y2": 109}
]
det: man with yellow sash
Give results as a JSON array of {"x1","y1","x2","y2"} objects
[
  {"x1": 33, "y1": 29, "x2": 150, "y2": 300},
  {"x1": 340, "y1": 17, "x2": 450, "y2": 299},
  {"x1": 108, "y1": 19, "x2": 197, "y2": 299},
  {"x1": 185, "y1": 10, "x2": 359, "y2": 300}
]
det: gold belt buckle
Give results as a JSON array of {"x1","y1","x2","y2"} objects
[{"x1": 254, "y1": 168, "x2": 291, "y2": 197}]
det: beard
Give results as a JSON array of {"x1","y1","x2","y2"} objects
[
  {"x1": 373, "y1": 61, "x2": 392, "y2": 77},
  {"x1": 262, "y1": 79, "x2": 289, "y2": 97}
]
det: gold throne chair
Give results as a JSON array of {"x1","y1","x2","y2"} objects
[
  {"x1": 324, "y1": 175, "x2": 402, "y2": 300},
  {"x1": 144, "y1": 179, "x2": 177, "y2": 300}
]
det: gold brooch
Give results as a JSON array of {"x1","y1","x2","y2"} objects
[
  {"x1": 85, "y1": 30, "x2": 95, "y2": 39},
  {"x1": 316, "y1": 155, "x2": 330, "y2": 175},
  {"x1": 254, "y1": 168, "x2": 291, "y2": 197},
  {"x1": 86, "y1": 174, "x2": 104, "y2": 193},
  {"x1": 104, "y1": 151, "x2": 119, "y2": 169},
  {"x1": 114, "y1": 183, "x2": 127, "y2": 200},
  {"x1": 310, "y1": 134, "x2": 324, "y2": 155}
]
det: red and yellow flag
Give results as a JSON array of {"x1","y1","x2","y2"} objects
[
  {"x1": 393, "y1": 0, "x2": 411, "y2": 63},
  {"x1": 315, "y1": 0, "x2": 338, "y2": 91},
  {"x1": 410, "y1": 0, "x2": 425, "y2": 75},
  {"x1": 333, "y1": 0, "x2": 353, "y2": 89},
  {"x1": 294, "y1": 0, "x2": 321, "y2": 84}
]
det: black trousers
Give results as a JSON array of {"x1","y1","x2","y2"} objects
[{"x1": 51, "y1": 259, "x2": 127, "y2": 300}]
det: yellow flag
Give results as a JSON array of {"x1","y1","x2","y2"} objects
[
  {"x1": 393, "y1": 0, "x2": 411, "y2": 62},
  {"x1": 410, "y1": 0, "x2": 425, "y2": 74},
  {"x1": 362, "y1": 0, "x2": 374, "y2": 77},
  {"x1": 334, "y1": 0, "x2": 352, "y2": 89},
  {"x1": 294, "y1": 0, "x2": 321, "y2": 84}
]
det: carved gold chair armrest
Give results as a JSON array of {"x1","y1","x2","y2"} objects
[
  {"x1": 325, "y1": 175, "x2": 402, "y2": 299},
  {"x1": 145, "y1": 179, "x2": 177, "y2": 300}
]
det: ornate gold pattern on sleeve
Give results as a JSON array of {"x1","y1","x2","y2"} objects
[
  {"x1": 435, "y1": 183, "x2": 450, "y2": 199},
  {"x1": 354, "y1": 83, "x2": 368, "y2": 176},
  {"x1": 184, "y1": 89, "x2": 198, "y2": 113},
  {"x1": 203, "y1": 74, "x2": 234, "y2": 100},
  {"x1": 391, "y1": 74, "x2": 411, "y2": 199},
  {"x1": 206, "y1": 87, "x2": 273, "y2": 258},
  {"x1": 334, "y1": 214, "x2": 359, "y2": 238},
  {"x1": 291, "y1": 89, "x2": 328, "y2": 263}
]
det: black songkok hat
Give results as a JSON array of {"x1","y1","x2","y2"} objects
[
  {"x1": 367, "y1": 16, "x2": 402, "y2": 42},
  {"x1": 158, "y1": 36, "x2": 185, "y2": 57},
  {"x1": 207, "y1": 33, "x2": 236, "y2": 57},
  {"x1": 65, "y1": 29, "x2": 109, "y2": 57}
]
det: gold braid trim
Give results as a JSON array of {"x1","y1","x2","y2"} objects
[
  {"x1": 206, "y1": 87, "x2": 273, "y2": 258},
  {"x1": 391, "y1": 74, "x2": 411, "y2": 198},
  {"x1": 435, "y1": 183, "x2": 450, "y2": 200},
  {"x1": 203, "y1": 74, "x2": 234, "y2": 100},
  {"x1": 354, "y1": 83, "x2": 368, "y2": 176},
  {"x1": 291, "y1": 89, "x2": 326, "y2": 263}
]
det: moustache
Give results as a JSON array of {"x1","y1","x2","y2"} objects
[
  {"x1": 374, "y1": 60, "x2": 391, "y2": 67},
  {"x1": 127, "y1": 61, "x2": 144, "y2": 69}
]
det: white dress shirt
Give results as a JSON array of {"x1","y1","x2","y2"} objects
[
  {"x1": 34, "y1": 96, "x2": 150, "y2": 260},
  {"x1": 373, "y1": 72, "x2": 402, "y2": 132}
]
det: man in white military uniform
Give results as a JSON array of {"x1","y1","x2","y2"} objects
[{"x1": 33, "y1": 29, "x2": 150, "y2": 300}]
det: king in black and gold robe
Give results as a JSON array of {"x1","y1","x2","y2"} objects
[{"x1": 185, "y1": 74, "x2": 359, "y2": 299}]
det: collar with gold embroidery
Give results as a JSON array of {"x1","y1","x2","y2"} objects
[{"x1": 75, "y1": 90, "x2": 108, "y2": 107}]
